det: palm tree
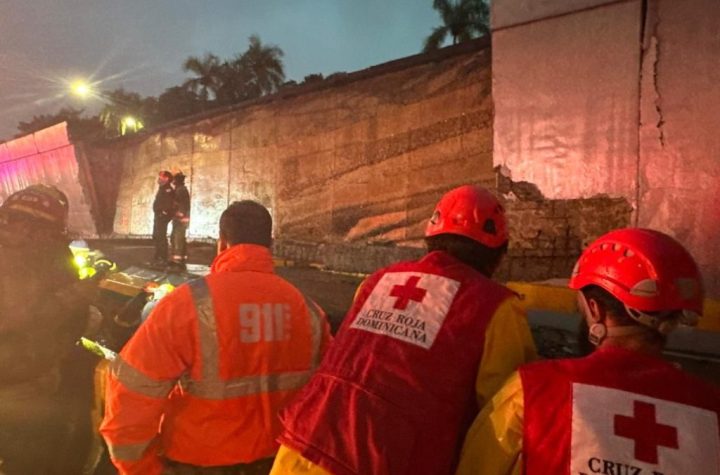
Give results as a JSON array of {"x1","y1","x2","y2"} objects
[
  {"x1": 99, "y1": 88, "x2": 156, "y2": 136},
  {"x1": 181, "y1": 37, "x2": 284, "y2": 106},
  {"x1": 214, "y1": 60, "x2": 252, "y2": 105},
  {"x1": 235, "y1": 35, "x2": 285, "y2": 98},
  {"x1": 157, "y1": 86, "x2": 206, "y2": 122},
  {"x1": 423, "y1": 0, "x2": 490, "y2": 52},
  {"x1": 182, "y1": 53, "x2": 223, "y2": 101}
]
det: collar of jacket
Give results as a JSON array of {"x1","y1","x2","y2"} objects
[
  {"x1": 592, "y1": 343, "x2": 671, "y2": 368},
  {"x1": 210, "y1": 243, "x2": 274, "y2": 274}
]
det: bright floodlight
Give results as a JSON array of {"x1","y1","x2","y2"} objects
[
  {"x1": 71, "y1": 80, "x2": 92, "y2": 98},
  {"x1": 120, "y1": 116, "x2": 144, "y2": 135}
]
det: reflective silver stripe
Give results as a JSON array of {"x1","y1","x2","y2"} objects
[
  {"x1": 106, "y1": 440, "x2": 153, "y2": 462},
  {"x1": 110, "y1": 356, "x2": 174, "y2": 399},
  {"x1": 182, "y1": 370, "x2": 312, "y2": 399},
  {"x1": 303, "y1": 294, "x2": 324, "y2": 369},
  {"x1": 185, "y1": 278, "x2": 321, "y2": 400},
  {"x1": 187, "y1": 278, "x2": 219, "y2": 381}
]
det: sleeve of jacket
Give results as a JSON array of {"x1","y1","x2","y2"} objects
[
  {"x1": 475, "y1": 296, "x2": 537, "y2": 408},
  {"x1": 99, "y1": 286, "x2": 196, "y2": 475},
  {"x1": 270, "y1": 444, "x2": 333, "y2": 475},
  {"x1": 455, "y1": 371, "x2": 525, "y2": 475},
  {"x1": 175, "y1": 187, "x2": 191, "y2": 217}
]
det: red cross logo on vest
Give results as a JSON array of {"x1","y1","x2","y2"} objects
[
  {"x1": 614, "y1": 400, "x2": 679, "y2": 464},
  {"x1": 351, "y1": 272, "x2": 460, "y2": 349},
  {"x1": 389, "y1": 276, "x2": 427, "y2": 310},
  {"x1": 571, "y1": 383, "x2": 720, "y2": 474}
]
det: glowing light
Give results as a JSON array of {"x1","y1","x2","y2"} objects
[
  {"x1": 122, "y1": 116, "x2": 137, "y2": 128},
  {"x1": 70, "y1": 80, "x2": 93, "y2": 98},
  {"x1": 78, "y1": 266, "x2": 97, "y2": 280},
  {"x1": 120, "y1": 116, "x2": 144, "y2": 135},
  {"x1": 74, "y1": 254, "x2": 88, "y2": 269}
]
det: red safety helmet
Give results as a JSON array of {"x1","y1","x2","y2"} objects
[
  {"x1": 425, "y1": 185, "x2": 508, "y2": 248},
  {"x1": 569, "y1": 228, "x2": 704, "y2": 325},
  {"x1": 0, "y1": 184, "x2": 69, "y2": 229}
]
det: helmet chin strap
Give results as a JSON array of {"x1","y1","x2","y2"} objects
[{"x1": 579, "y1": 292, "x2": 661, "y2": 347}]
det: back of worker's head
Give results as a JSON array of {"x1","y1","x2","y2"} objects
[
  {"x1": 0, "y1": 184, "x2": 69, "y2": 244},
  {"x1": 173, "y1": 172, "x2": 186, "y2": 186},
  {"x1": 219, "y1": 200, "x2": 272, "y2": 248},
  {"x1": 424, "y1": 185, "x2": 508, "y2": 277},
  {"x1": 569, "y1": 228, "x2": 703, "y2": 349}
]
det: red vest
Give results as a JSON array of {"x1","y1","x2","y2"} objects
[
  {"x1": 278, "y1": 251, "x2": 513, "y2": 475},
  {"x1": 521, "y1": 347, "x2": 720, "y2": 475}
]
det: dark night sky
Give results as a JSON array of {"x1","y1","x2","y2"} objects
[{"x1": 0, "y1": 0, "x2": 439, "y2": 141}]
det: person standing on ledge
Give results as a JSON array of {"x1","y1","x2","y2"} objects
[
  {"x1": 150, "y1": 170, "x2": 175, "y2": 268},
  {"x1": 168, "y1": 171, "x2": 190, "y2": 272}
]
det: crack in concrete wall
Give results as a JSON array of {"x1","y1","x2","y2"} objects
[
  {"x1": 492, "y1": 0, "x2": 720, "y2": 297},
  {"x1": 640, "y1": 0, "x2": 666, "y2": 148},
  {"x1": 651, "y1": 37, "x2": 666, "y2": 148}
]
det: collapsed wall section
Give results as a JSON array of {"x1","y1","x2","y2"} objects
[
  {"x1": 274, "y1": 186, "x2": 633, "y2": 280},
  {"x1": 497, "y1": 194, "x2": 633, "y2": 282},
  {"x1": 0, "y1": 122, "x2": 99, "y2": 236}
]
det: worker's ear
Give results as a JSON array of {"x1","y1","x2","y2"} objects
[
  {"x1": 586, "y1": 297, "x2": 607, "y2": 325},
  {"x1": 577, "y1": 291, "x2": 607, "y2": 324},
  {"x1": 217, "y1": 236, "x2": 229, "y2": 254}
]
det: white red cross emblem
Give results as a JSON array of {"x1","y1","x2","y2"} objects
[
  {"x1": 571, "y1": 383, "x2": 720, "y2": 474},
  {"x1": 389, "y1": 275, "x2": 427, "y2": 310},
  {"x1": 350, "y1": 271, "x2": 460, "y2": 349},
  {"x1": 614, "y1": 400, "x2": 679, "y2": 464}
]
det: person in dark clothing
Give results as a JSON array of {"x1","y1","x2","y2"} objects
[
  {"x1": 0, "y1": 184, "x2": 99, "y2": 474},
  {"x1": 169, "y1": 171, "x2": 190, "y2": 271},
  {"x1": 152, "y1": 170, "x2": 175, "y2": 266}
]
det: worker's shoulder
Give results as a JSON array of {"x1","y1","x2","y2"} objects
[
  {"x1": 372, "y1": 256, "x2": 514, "y2": 294},
  {"x1": 264, "y1": 272, "x2": 309, "y2": 299},
  {"x1": 206, "y1": 271, "x2": 310, "y2": 304}
]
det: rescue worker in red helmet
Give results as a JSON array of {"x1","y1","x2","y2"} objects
[
  {"x1": 271, "y1": 185, "x2": 537, "y2": 475},
  {"x1": 456, "y1": 228, "x2": 720, "y2": 475},
  {"x1": 100, "y1": 200, "x2": 332, "y2": 475},
  {"x1": 0, "y1": 184, "x2": 99, "y2": 474}
]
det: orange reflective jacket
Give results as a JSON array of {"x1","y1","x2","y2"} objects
[{"x1": 100, "y1": 244, "x2": 332, "y2": 475}]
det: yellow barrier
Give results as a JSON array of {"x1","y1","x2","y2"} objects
[
  {"x1": 703, "y1": 298, "x2": 720, "y2": 332},
  {"x1": 506, "y1": 281, "x2": 720, "y2": 333}
]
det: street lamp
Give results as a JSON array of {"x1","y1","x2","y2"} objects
[
  {"x1": 70, "y1": 79, "x2": 95, "y2": 99},
  {"x1": 68, "y1": 79, "x2": 145, "y2": 136}
]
